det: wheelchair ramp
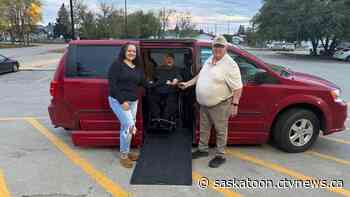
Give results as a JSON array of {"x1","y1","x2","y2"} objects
[{"x1": 130, "y1": 128, "x2": 192, "y2": 185}]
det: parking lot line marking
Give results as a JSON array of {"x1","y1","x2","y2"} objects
[
  {"x1": 192, "y1": 171, "x2": 243, "y2": 197},
  {"x1": 35, "y1": 76, "x2": 51, "y2": 83},
  {"x1": 307, "y1": 151, "x2": 350, "y2": 166},
  {"x1": 321, "y1": 136, "x2": 350, "y2": 145},
  {"x1": 225, "y1": 149, "x2": 350, "y2": 196},
  {"x1": 0, "y1": 169, "x2": 11, "y2": 197},
  {"x1": 0, "y1": 116, "x2": 48, "y2": 121},
  {"x1": 0, "y1": 118, "x2": 23, "y2": 121},
  {"x1": 25, "y1": 117, "x2": 131, "y2": 197},
  {"x1": 21, "y1": 59, "x2": 58, "y2": 68}
]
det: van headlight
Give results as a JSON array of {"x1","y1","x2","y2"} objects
[{"x1": 330, "y1": 89, "x2": 343, "y2": 102}]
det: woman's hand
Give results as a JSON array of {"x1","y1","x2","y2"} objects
[
  {"x1": 122, "y1": 102, "x2": 130, "y2": 111},
  {"x1": 172, "y1": 78, "x2": 179, "y2": 85}
]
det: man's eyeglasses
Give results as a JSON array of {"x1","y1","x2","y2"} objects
[{"x1": 213, "y1": 44, "x2": 225, "y2": 48}]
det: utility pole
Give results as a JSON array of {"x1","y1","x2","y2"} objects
[{"x1": 69, "y1": 0, "x2": 75, "y2": 40}]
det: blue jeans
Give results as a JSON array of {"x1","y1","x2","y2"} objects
[{"x1": 108, "y1": 96, "x2": 138, "y2": 154}]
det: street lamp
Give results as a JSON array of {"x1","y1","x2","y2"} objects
[{"x1": 69, "y1": 0, "x2": 75, "y2": 40}]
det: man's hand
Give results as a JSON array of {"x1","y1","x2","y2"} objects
[
  {"x1": 178, "y1": 82, "x2": 189, "y2": 90},
  {"x1": 122, "y1": 102, "x2": 130, "y2": 111},
  {"x1": 231, "y1": 104, "x2": 238, "y2": 117}
]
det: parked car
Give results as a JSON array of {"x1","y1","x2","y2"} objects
[
  {"x1": 309, "y1": 45, "x2": 325, "y2": 55},
  {"x1": 335, "y1": 42, "x2": 350, "y2": 51},
  {"x1": 0, "y1": 54, "x2": 20, "y2": 74},
  {"x1": 271, "y1": 42, "x2": 295, "y2": 51},
  {"x1": 333, "y1": 48, "x2": 350, "y2": 62},
  {"x1": 48, "y1": 39, "x2": 347, "y2": 153}
]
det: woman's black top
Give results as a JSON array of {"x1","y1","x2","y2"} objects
[{"x1": 108, "y1": 61, "x2": 145, "y2": 104}]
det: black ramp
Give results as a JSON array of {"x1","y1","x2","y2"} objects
[{"x1": 130, "y1": 128, "x2": 192, "y2": 185}]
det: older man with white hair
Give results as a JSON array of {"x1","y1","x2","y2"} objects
[{"x1": 179, "y1": 35, "x2": 243, "y2": 168}]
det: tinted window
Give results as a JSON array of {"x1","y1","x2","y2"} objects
[
  {"x1": 66, "y1": 45, "x2": 121, "y2": 78},
  {"x1": 199, "y1": 47, "x2": 259, "y2": 84},
  {"x1": 0, "y1": 55, "x2": 6, "y2": 62},
  {"x1": 200, "y1": 47, "x2": 212, "y2": 66},
  {"x1": 228, "y1": 52, "x2": 259, "y2": 84}
]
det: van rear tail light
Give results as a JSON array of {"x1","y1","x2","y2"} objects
[{"x1": 50, "y1": 80, "x2": 59, "y2": 97}]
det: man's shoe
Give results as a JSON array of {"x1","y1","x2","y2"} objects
[
  {"x1": 128, "y1": 152, "x2": 139, "y2": 161},
  {"x1": 120, "y1": 157, "x2": 133, "y2": 168},
  {"x1": 192, "y1": 150, "x2": 209, "y2": 159},
  {"x1": 208, "y1": 155, "x2": 226, "y2": 168}
]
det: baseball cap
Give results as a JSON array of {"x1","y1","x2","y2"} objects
[{"x1": 212, "y1": 35, "x2": 227, "y2": 47}]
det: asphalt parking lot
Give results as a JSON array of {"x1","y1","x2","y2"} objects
[{"x1": 0, "y1": 47, "x2": 349, "y2": 197}]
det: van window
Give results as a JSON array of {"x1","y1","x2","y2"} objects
[
  {"x1": 228, "y1": 52, "x2": 260, "y2": 84},
  {"x1": 66, "y1": 45, "x2": 121, "y2": 78},
  {"x1": 199, "y1": 47, "x2": 259, "y2": 84},
  {"x1": 199, "y1": 47, "x2": 212, "y2": 66}
]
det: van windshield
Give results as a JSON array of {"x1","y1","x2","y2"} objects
[{"x1": 232, "y1": 45, "x2": 291, "y2": 77}]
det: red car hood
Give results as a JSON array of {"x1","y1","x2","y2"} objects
[{"x1": 291, "y1": 71, "x2": 339, "y2": 90}]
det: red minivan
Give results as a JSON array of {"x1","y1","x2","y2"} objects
[{"x1": 48, "y1": 39, "x2": 347, "y2": 153}]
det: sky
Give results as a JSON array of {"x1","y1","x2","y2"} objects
[{"x1": 41, "y1": 0, "x2": 262, "y2": 34}]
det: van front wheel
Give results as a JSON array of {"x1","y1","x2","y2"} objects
[{"x1": 273, "y1": 108, "x2": 320, "y2": 153}]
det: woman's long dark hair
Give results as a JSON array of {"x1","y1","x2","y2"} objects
[{"x1": 115, "y1": 43, "x2": 141, "y2": 67}]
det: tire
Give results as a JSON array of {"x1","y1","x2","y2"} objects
[
  {"x1": 12, "y1": 63, "x2": 19, "y2": 72},
  {"x1": 273, "y1": 108, "x2": 320, "y2": 153}
]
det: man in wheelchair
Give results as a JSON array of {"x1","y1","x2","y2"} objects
[{"x1": 147, "y1": 53, "x2": 183, "y2": 130}]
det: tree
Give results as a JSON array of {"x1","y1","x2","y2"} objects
[
  {"x1": 175, "y1": 11, "x2": 198, "y2": 38},
  {"x1": 237, "y1": 25, "x2": 245, "y2": 35},
  {"x1": 54, "y1": 3, "x2": 71, "y2": 39},
  {"x1": 0, "y1": 0, "x2": 42, "y2": 45},
  {"x1": 0, "y1": 0, "x2": 8, "y2": 36},
  {"x1": 79, "y1": 10, "x2": 97, "y2": 39},
  {"x1": 253, "y1": 0, "x2": 350, "y2": 56},
  {"x1": 158, "y1": 8, "x2": 176, "y2": 38},
  {"x1": 72, "y1": 0, "x2": 87, "y2": 28},
  {"x1": 127, "y1": 10, "x2": 161, "y2": 39}
]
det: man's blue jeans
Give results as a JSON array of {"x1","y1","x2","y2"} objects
[{"x1": 108, "y1": 96, "x2": 138, "y2": 154}]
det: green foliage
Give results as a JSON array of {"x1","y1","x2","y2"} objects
[
  {"x1": 126, "y1": 10, "x2": 161, "y2": 39},
  {"x1": 237, "y1": 25, "x2": 245, "y2": 35},
  {"x1": 174, "y1": 12, "x2": 198, "y2": 38},
  {"x1": 53, "y1": 3, "x2": 71, "y2": 39},
  {"x1": 253, "y1": 0, "x2": 350, "y2": 55},
  {"x1": 74, "y1": 2, "x2": 161, "y2": 39},
  {"x1": 0, "y1": 0, "x2": 43, "y2": 44}
]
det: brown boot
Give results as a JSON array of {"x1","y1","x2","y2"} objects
[
  {"x1": 120, "y1": 157, "x2": 133, "y2": 168},
  {"x1": 128, "y1": 152, "x2": 139, "y2": 161}
]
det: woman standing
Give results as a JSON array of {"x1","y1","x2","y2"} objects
[{"x1": 108, "y1": 43, "x2": 144, "y2": 168}]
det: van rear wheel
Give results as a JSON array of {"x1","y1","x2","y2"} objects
[{"x1": 273, "y1": 108, "x2": 320, "y2": 153}]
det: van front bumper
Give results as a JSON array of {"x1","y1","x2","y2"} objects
[{"x1": 324, "y1": 100, "x2": 348, "y2": 135}]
